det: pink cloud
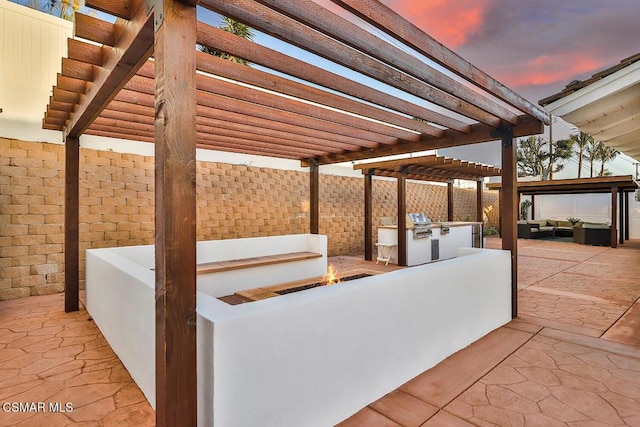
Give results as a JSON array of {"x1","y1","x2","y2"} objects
[
  {"x1": 497, "y1": 53, "x2": 605, "y2": 88},
  {"x1": 384, "y1": 0, "x2": 488, "y2": 48}
]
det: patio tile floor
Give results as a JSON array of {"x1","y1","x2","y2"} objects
[{"x1": 1, "y1": 237, "x2": 639, "y2": 426}]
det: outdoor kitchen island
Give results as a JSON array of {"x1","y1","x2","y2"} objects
[{"x1": 378, "y1": 217, "x2": 483, "y2": 266}]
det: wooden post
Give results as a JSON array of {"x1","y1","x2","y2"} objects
[
  {"x1": 154, "y1": 1, "x2": 198, "y2": 425},
  {"x1": 517, "y1": 193, "x2": 521, "y2": 220},
  {"x1": 625, "y1": 191, "x2": 630, "y2": 241},
  {"x1": 310, "y1": 159, "x2": 319, "y2": 234},
  {"x1": 497, "y1": 126, "x2": 517, "y2": 318},
  {"x1": 447, "y1": 180, "x2": 454, "y2": 221},
  {"x1": 64, "y1": 135, "x2": 80, "y2": 313},
  {"x1": 530, "y1": 194, "x2": 535, "y2": 220},
  {"x1": 619, "y1": 191, "x2": 624, "y2": 245},
  {"x1": 364, "y1": 169, "x2": 373, "y2": 261},
  {"x1": 476, "y1": 180, "x2": 483, "y2": 223},
  {"x1": 498, "y1": 189, "x2": 502, "y2": 235},
  {"x1": 611, "y1": 184, "x2": 618, "y2": 249},
  {"x1": 397, "y1": 166, "x2": 407, "y2": 266}
]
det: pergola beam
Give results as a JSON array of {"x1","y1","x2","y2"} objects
[
  {"x1": 310, "y1": 115, "x2": 543, "y2": 165},
  {"x1": 331, "y1": 0, "x2": 550, "y2": 125},
  {"x1": 64, "y1": 136, "x2": 79, "y2": 313},
  {"x1": 497, "y1": 126, "x2": 518, "y2": 318},
  {"x1": 447, "y1": 181, "x2": 454, "y2": 221},
  {"x1": 153, "y1": 0, "x2": 198, "y2": 425},
  {"x1": 205, "y1": 0, "x2": 503, "y2": 126},
  {"x1": 64, "y1": 0, "x2": 154, "y2": 138},
  {"x1": 364, "y1": 169, "x2": 373, "y2": 261},
  {"x1": 397, "y1": 166, "x2": 407, "y2": 266},
  {"x1": 310, "y1": 160, "x2": 320, "y2": 234},
  {"x1": 197, "y1": 4, "x2": 472, "y2": 131},
  {"x1": 85, "y1": 0, "x2": 135, "y2": 19},
  {"x1": 194, "y1": 51, "x2": 437, "y2": 139},
  {"x1": 257, "y1": 0, "x2": 519, "y2": 125}
]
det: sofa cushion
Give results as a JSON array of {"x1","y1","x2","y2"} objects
[
  {"x1": 517, "y1": 220, "x2": 528, "y2": 225},
  {"x1": 583, "y1": 222, "x2": 610, "y2": 229},
  {"x1": 546, "y1": 219, "x2": 558, "y2": 227},
  {"x1": 539, "y1": 226, "x2": 555, "y2": 232},
  {"x1": 554, "y1": 226, "x2": 572, "y2": 231},
  {"x1": 527, "y1": 219, "x2": 547, "y2": 227},
  {"x1": 558, "y1": 220, "x2": 572, "y2": 227}
]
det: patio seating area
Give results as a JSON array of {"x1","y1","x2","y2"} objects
[{"x1": 1, "y1": 237, "x2": 639, "y2": 426}]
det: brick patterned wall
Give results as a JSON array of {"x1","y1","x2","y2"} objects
[{"x1": 0, "y1": 138, "x2": 499, "y2": 300}]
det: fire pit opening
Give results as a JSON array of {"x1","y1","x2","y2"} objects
[
  {"x1": 219, "y1": 267, "x2": 382, "y2": 305},
  {"x1": 276, "y1": 273, "x2": 373, "y2": 295}
]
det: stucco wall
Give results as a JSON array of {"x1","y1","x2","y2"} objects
[{"x1": 0, "y1": 137, "x2": 500, "y2": 300}]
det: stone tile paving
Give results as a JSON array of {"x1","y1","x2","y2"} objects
[
  {"x1": 535, "y1": 272, "x2": 640, "y2": 304},
  {"x1": 340, "y1": 238, "x2": 640, "y2": 426},
  {"x1": 0, "y1": 293, "x2": 154, "y2": 427},
  {"x1": 518, "y1": 289, "x2": 629, "y2": 333},
  {"x1": 1, "y1": 239, "x2": 639, "y2": 426},
  {"x1": 445, "y1": 333, "x2": 640, "y2": 426}
]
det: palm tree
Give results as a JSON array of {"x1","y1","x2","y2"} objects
[
  {"x1": 584, "y1": 139, "x2": 601, "y2": 178},
  {"x1": 569, "y1": 132, "x2": 594, "y2": 178},
  {"x1": 597, "y1": 144, "x2": 619, "y2": 176},
  {"x1": 198, "y1": 17, "x2": 255, "y2": 65},
  {"x1": 26, "y1": 0, "x2": 80, "y2": 20}
]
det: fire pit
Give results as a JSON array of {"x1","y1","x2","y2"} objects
[
  {"x1": 222, "y1": 267, "x2": 380, "y2": 304},
  {"x1": 276, "y1": 273, "x2": 373, "y2": 295}
]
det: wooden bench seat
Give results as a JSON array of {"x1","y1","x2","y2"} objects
[{"x1": 196, "y1": 251, "x2": 322, "y2": 275}]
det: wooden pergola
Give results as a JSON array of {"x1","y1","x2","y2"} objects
[
  {"x1": 353, "y1": 154, "x2": 501, "y2": 265},
  {"x1": 487, "y1": 176, "x2": 639, "y2": 248},
  {"x1": 41, "y1": 0, "x2": 548, "y2": 424}
]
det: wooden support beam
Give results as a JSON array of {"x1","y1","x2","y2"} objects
[
  {"x1": 310, "y1": 160, "x2": 320, "y2": 234},
  {"x1": 85, "y1": 0, "x2": 135, "y2": 19},
  {"x1": 625, "y1": 191, "x2": 630, "y2": 241},
  {"x1": 310, "y1": 115, "x2": 543, "y2": 165},
  {"x1": 611, "y1": 185, "x2": 618, "y2": 249},
  {"x1": 497, "y1": 126, "x2": 517, "y2": 318},
  {"x1": 64, "y1": 136, "x2": 79, "y2": 313},
  {"x1": 154, "y1": 0, "x2": 197, "y2": 425},
  {"x1": 531, "y1": 194, "x2": 535, "y2": 220},
  {"x1": 619, "y1": 191, "x2": 624, "y2": 245},
  {"x1": 66, "y1": 0, "x2": 154, "y2": 138},
  {"x1": 476, "y1": 180, "x2": 483, "y2": 223},
  {"x1": 397, "y1": 166, "x2": 407, "y2": 266},
  {"x1": 447, "y1": 181, "x2": 454, "y2": 221},
  {"x1": 364, "y1": 169, "x2": 373, "y2": 261},
  {"x1": 74, "y1": 13, "x2": 115, "y2": 46}
]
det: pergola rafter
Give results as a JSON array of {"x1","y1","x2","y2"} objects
[{"x1": 42, "y1": 0, "x2": 550, "y2": 424}]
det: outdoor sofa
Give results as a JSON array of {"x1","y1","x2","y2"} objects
[
  {"x1": 517, "y1": 219, "x2": 574, "y2": 239},
  {"x1": 573, "y1": 222, "x2": 612, "y2": 246}
]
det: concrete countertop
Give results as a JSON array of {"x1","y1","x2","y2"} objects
[{"x1": 378, "y1": 222, "x2": 482, "y2": 230}]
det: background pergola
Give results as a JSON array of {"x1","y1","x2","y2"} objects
[
  {"x1": 354, "y1": 154, "x2": 501, "y2": 265},
  {"x1": 41, "y1": 0, "x2": 548, "y2": 424},
  {"x1": 488, "y1": 176, "x2": 639, "y2": 248}
]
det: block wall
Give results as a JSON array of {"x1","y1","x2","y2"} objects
[{"x1": 0, "y1": 138, "x2": 499, "y2": 300}]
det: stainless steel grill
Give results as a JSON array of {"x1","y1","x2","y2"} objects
[
  {"x1": 413, "y1": 225, "x2": 432, "y2": 239},
  {"x1": 408, "y1": 213, "x2": 432, "y2": 239}
]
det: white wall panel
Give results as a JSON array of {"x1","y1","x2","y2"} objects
[{"x1": 0, "y1": 1, "x2": 71, "y2": 123}]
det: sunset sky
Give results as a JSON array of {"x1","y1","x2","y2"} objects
[{"x1": 381, "y1": 0, "x2": 639, "y2": 104}]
